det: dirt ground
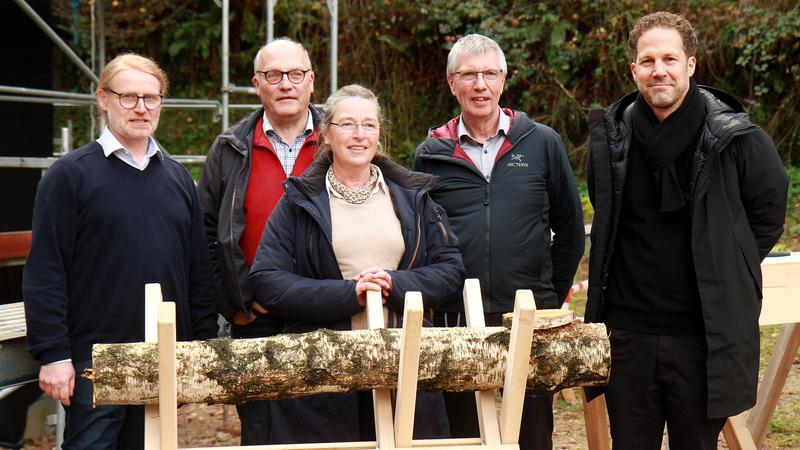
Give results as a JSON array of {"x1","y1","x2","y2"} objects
[{"x1": 17, "y1": 358, "x2": 800, "y2": 449}]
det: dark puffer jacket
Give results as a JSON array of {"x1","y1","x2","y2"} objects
[
  {"x1": 247, "y1": 153, "x2": 463, "y2": 442},
  {"x1": 586, "y1": 86, "x2": 788, "y2": 418}
]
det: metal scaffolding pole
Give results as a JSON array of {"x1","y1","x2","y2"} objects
[
  {"x1": 97, "y1": 0, "x2": 106, "y2": 71},
  {"x1": 0, "y1": 85, "x2": 94, "y2": 100},
  {"x1": 13, "y1": 0, "x2": 99, "y2": 84},
  {"x1": 221, "y1": 0, "x2": 230, "y2": 130},
  {"x1": 267, "y1": 0, "x2": 276, "y2": 43},
  {"x1": 0, "y1": 85, "x2": 220, "y2": 110},
  {"x1": 328, "y1": 0, "x2": 338, "y2": 95}
]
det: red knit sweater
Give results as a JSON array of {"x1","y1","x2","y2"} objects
[{"x1": 240, "y1": 115, "x2": 317, "y2": 264}]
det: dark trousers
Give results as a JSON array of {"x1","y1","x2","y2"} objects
[
  {"x1": 0, "y1": 383, "x2": 42, "y2": 449},
  {"x1": 605, "y1": 329, "x2": 726, "y2": 450},
  {"x1": 434, "y1": 311, "x2": 554, "y2": 450},
  {"x1": 231, "y1": 316, "x2": 282, "y2": 445},
  {"x1": 64, "y1": 360, "x2": 143, "y2": 450}
]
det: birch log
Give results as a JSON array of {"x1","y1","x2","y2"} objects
[{"x1": 88, "y1": 322, "x2": 609, "y2": 406}]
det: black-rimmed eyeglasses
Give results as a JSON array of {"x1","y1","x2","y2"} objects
[
  {"x1": 256, "y1": 69, "x2": 312, "y2": 85},
  {"x1": 106, "y1": 89, "x2": 163, "y2": 110}
]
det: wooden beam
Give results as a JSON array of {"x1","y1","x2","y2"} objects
[
  {"x1": 394, "y1": 292, "x2": 423, "y2": 447},
  {"x1": 746, "y1": 323, "x2": 800, "y2": 445},
  {"x1": 143, "y1": 283, "x2": 162, "y2": 450},
  {"x1": 498, "y1": 290, "x2": 535, "y2": 444},
  {"x1": 367, "y1": 290, "x2": 395, "y2": 449},
  {"x1": 0, "y1": 230, "x2": 31, "y2": 259},
  {"x1": 0, "y1": 230, "x2": 31, "y2": 263},
  {"x1": 462, "y1": 279, "x2": 502, "y2": 446},
  {"x1": 158, "y1": 301, "x2": 178, "y2": 450},
  {"x1": 723, "y1": 414, "x2": 757, "y2": 450},
  {"x1": 760, "y1": 256, "x2": 800, "y2": 325},
  {"x1": 581, "y1": 391, "x2": 610, "y2": 450}
]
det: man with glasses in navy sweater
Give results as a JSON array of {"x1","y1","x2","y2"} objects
[{"x1": 23, "y1": 53, "x2": 217, "y2": 450}]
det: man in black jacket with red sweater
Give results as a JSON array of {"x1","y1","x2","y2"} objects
[
  {"x1": 198, "y1": 37, "x2": 320, "y2": 445},
  {"x1": 586, "y1": 12, "x2": 788, "y2": 450},
  {"x1": 23, "y1": 53, "x2": 217, "y2": 449},
  {"x1": 413, "y1": 34, "x2": 584, "y2": 450}
]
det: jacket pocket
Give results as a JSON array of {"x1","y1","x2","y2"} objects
[{"x1": 732, "y1": 207, "x2": 763, "y2": 299}]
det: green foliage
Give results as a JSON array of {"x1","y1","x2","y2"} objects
[
  {"x1": 775, "y1": 165, "x2": 800, "y2": 251},
  {"x1": 48, "y1": 1, "x2": 800, "y2": 170}
]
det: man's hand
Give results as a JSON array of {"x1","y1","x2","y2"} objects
[
  {"x1": 353, "y1": 267, "x2": 392, "y2": 307},
  {"x1": 230, "y1": 301, "x2": 269, "y2": 326},
  {"x1": 39, "y1": 361, "x2": 75, "y2": 406}
]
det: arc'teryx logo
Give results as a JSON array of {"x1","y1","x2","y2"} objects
[{"x1": 507, "y1": 153, "x2": 528, "y2": 167}]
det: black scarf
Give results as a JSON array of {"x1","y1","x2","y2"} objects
[{"x1": 632, "y1": 78, "x2": 705, "y2": 213}]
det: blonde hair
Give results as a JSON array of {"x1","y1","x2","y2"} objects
[
  {"x1": 318, "y1": 84, "x2": 385, "y2": 157},
  {"x1": 95, "y1": 53, "x2": 168, "y2": 120},
  {"x1": 96, "y1": 53, "x2": 168, "y2": 96}
]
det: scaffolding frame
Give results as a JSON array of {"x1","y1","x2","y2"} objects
[{"x1": 1, "y1": 0, "x2": 339, "y2": 168}]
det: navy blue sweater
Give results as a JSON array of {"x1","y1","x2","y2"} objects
[{"x1": 23, "y1": 141, "x2": 217, "y2": 364}]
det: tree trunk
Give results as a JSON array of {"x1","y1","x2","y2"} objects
[{"x1": 88, "y1": 322, "x2": 609, "y2": 406}]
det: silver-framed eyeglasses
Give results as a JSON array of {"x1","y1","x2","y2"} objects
[
  {"x1": 453, "y1": 70, "x2": 504, "y2": 83},
  {"x1": 330, "y1": 121, "x2": 380, "y2": 134},
  {"x1": 106, "y1": 89, "x2": 163, "y2": 110},
  {"x1": 257, "y1": 69, "x2": 312, "y2": 85}
]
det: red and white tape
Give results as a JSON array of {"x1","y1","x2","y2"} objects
[{"x1": 563, "y1": 279, "x2": 589, "y2": 309}]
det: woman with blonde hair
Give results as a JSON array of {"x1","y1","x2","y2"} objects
[{"x1": 249, "y1": 84, "x2": 463, "y2": 443}]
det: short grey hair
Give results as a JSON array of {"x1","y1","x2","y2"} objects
[
  {"x1": 253, "y1": 37, "x2": 312, "y2": 74},
  {"x1": 446, "y1": 34, "x2": 507, "y2": 75}
]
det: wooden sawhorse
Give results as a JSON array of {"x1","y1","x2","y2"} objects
[{"x1": 142, "y1": 278, "x2": 537, "y2": 449}]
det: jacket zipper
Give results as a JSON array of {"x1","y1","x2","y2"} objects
[
  {"x1": 226, "y1": 137, "x2": 249, "y2": 311},
  {"x1": 432, "y1": 206, "x2": 449, "y2": 244}
]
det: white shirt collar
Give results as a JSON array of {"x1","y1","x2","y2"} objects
[
  {"x1": 326, "y1": 164, "x2": 389, "y2": 199},
  {"x1": 262, "y1": 108, "x2": 314, "y2": 139},
  {"x1": 457, "y1": 108, "x2": 511, "y2": 143},
  {"x1": 96, "y1": 126, "x2": 161, "y2": 160}
]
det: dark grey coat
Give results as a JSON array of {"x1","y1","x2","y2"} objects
[{"x1": 586, "y1": 86, "x2": 788, "y2": 418}]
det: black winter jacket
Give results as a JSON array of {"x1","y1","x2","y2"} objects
[
  {"x1": 248, "y1": 152, "x2": 465, "y2": 333},
  {"x1": 586, "y1": 86, "x2": 788, "y2": 418},
  {"x1": 413, "y1": 110, "x2": 584, "y2": 313},
  {"x1": 198, "y1": 107, "x2": 322, "y2": 321}
]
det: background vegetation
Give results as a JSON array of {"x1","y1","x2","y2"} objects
[{"x1": 51, "y1": 0, "x2": 800, "y2": 168}]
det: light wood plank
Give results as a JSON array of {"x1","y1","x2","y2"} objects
[
  {"x1": 394, "y1": 292, "x2": 423, "y2": 447},
  {"x1": 723, "y1": 413, "x2": 757, "y2": 450},
  {"x1": 462, "y1": 279, "x2": 502, "y2": 446},
  {"x1": 367, "y1": 290, "x2": 395, "y2": 449},
  {"x1": 581, "y1": 391, "x2": 610, "y2": 450},
  {"x1": 759, "y1": 286, "x2": 800, "y2": 325},
  {"x1": 499, "y1": 290, "x2": 536, "y2": 444},
  {"x1": 747, "y1": 323, "x2": 800, "y2": 445},
  {"x1": 0, "y1": 302, "x2": 26, "y2": 341},
  {"x1": 144, "y1": 283, "x2": 162, "y2": 450},
  {"x1": 158, "y1": 302, "x2": 178, "y2": 450}
]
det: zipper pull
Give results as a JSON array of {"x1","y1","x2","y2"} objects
[{"x1": 432, "y1": 206, "x2": 449, "y2": 244}]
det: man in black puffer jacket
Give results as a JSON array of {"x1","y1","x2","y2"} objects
[
  {"x1": 586, "y1": 12, "x2": 788, "y2": 450},
  {"x1": 413, "y1": 34, "x2": 584, "y2": 450}
]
